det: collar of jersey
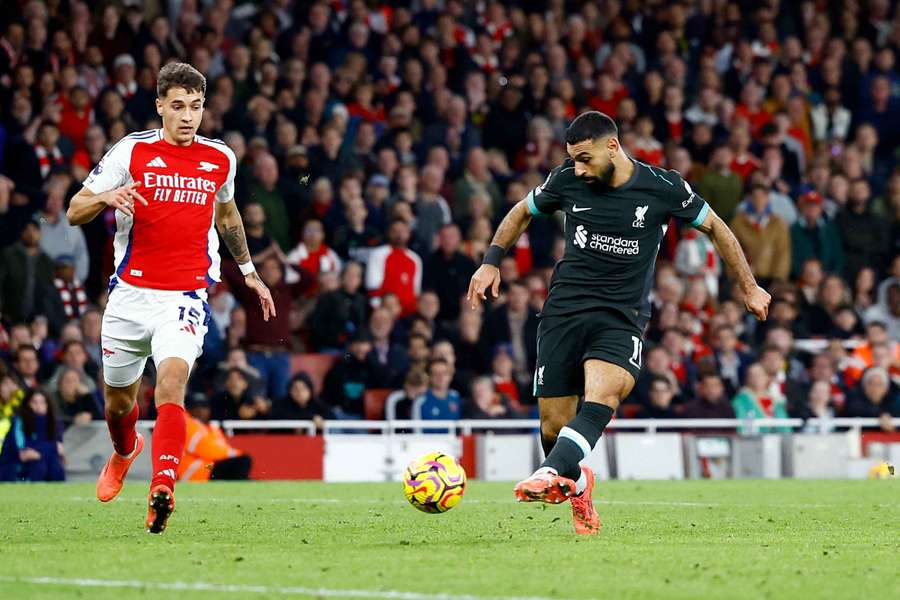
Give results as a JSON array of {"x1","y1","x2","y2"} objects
[{"x1": 607, "y1": 159, "x2": 640, "y2": 193}]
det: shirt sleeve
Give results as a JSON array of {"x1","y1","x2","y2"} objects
[
  {"x1": 82, "y1": 139, "x2": 132, "y2": 194},
  {"x1": 666, "y1": 169, "x2": 709, "y2": 228},
  {"x1": 215, "y1": 145, "x2": 238, "y2": 203},
  {"x1": 526, "y1": 164, "x2": 566, "y2": 217}
]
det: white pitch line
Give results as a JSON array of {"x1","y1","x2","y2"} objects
[{"x1": 0, "y1": 576, "x2": 574, "y2": 600}]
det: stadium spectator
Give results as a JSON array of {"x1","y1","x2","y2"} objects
[
  {"x1": 368, "y1": 307, "x2": 409, "y2": 389},
  {"x1": 711, "y1": 325, "x2": 752, "y2": 398},
  {"x1": 634, "y1": 376, "x2": 679, "y2": 420},
  {"x1": 453, "y1": 147, "x2": 503, "y2": 222},
  {"x1": 322, "y1": 333, "x2": 383, "y2": 419},
  {"x1": 227, "y1": 256, "x2": 293, "y2": 401},
  {"x1": 248, "y1": 152, "x2": 292, "y2": 252},
  {"x1": 308, "y1": 261, "x2": 367, "y2": 352},
  {"x1": 413, "y1": 358, "x2": 461, "y2": 427},
  {"x1": 11, "y1": 346, "x2": 40, "y2": 392},
  {"x1": 385, "y1": 368, "x2": 429, "y2": 422},
  {"x1": 331, "y1": 197, "x2": 382, "y2": 265},
  {"x1": 798, "y1": 381, "x2": 837, "y2": 434},
  {"x1": 732, "y1": 363, "x2": 790, "y2": 433},
  {"x1": 837, "y1": 179, "x2": 888, "y2": 282},
  {"x1": 0, "y1": 219, "x2": 60, "y2": 327},
  {"x1": 287, "y1": 219, "x2": 342, "y2": 298},
  {"x1": 729, "y1": 181, "x2": 791, "y2": 285},
  {"x1": 864, "y1": 283, "x2": 900, "y2": 341},
  {"x1": 845, "y1": 368, "x2": 900, "y2": 432},
  {"x1": 790, "y1": 190, "x2": 844, "y2": 279},
  {"x1": 682, "y1": 373, "x2": 736, "y2": 420},
  {"x1": 483, "y1": 280, "x2": 538, "y2": 388},
  {"x1": 0, "y1": 389, "x2": 64, "y2": 482},
  {"x1": 211, "y1": 368, "x2": 271, "y2": 422},
  {"x1": 423, "y1": 224, "x2": 477, "y2": 322},
  {"x1": 37, "y1": 176, "x2": 89, "y2": 283},
  {"x1": 463, "y1": 376, "x2": 519, "y2": 420},
  {"x1": 273, "y1": 372, "x2": 333, "y2": 431},
  {"x1": 47, "y1": 340, "x2": 99, "y2": 394},
  {"x1": 366, "y1": 219, "x2": 422, "y2": 317},
  {"x1": 52, "y1": 367, "x2": 101, "y2": 429},
  {"x1": 242, "y1": 202, "x2": 286, "y2": 267}
]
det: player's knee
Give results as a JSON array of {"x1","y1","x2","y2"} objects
[
  {"x1": 104, "y1": 385, "x2": 136, "y2": 416},
  {"x1": 155, "y1": 374, "x2": 187, "y2": 405},
  {"x1": 584, "y1": 394, "x2": 620, "y2": 411}
]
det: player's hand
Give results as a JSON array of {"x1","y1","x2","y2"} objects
[
  {"x1": 743, "y1": 285, "x2": 771, "y2": 321},
  {"x1": 467, "y1": 264, "x2": 501, "y2": 309},
  {"x1": 102, "y1": 182, "x2": 148, "y2": 217},
  {"x1": 245, "y1": 272, "x2": 276, "y2": 321}
]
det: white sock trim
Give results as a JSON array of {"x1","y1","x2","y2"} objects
[
  {"x1": 118, "y1": 436, "x2": 139, "y2": 459},
  {"x1": 559, "y1": 426, "x2": 591, "y2": 459},
  {"x1": 575, "y1": 468, "x2": 588, "y2": 495},
  {"x1": 534, "y1": 466, "x2": 558, "y2": 477}
]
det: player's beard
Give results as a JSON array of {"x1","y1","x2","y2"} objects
[{"x1": 581, "y1": 162, "x2": 615, "y2": 186}]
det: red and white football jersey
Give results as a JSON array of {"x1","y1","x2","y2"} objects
[{"x1": 83, "y1": 128, "x2": 236, "y2": 291}]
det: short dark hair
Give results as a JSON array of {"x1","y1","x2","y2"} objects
[
  {"x1": 565, "y1": 111, "x2": 618, "y2": 145},
  {"x1": 699, "y1": 372, "x2": 722, "y2": 384},
  {"x1": 157, "y1": 62, "x2": 206, "y2": 98}
]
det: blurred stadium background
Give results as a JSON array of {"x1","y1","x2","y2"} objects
[
  {"x1": 2, "y1": 1, "x2": 900, "y2": 599},
  {"x1": 1, "y1": 0, "x2": 899, "y2": 486}
]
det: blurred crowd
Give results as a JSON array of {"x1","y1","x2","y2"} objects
[{"x1": 2, "y1": 0, "x2": 900, "y2": 479}]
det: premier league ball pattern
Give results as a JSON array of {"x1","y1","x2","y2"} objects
[{"x1": 403, "y1": 451, "x2": 467, "y2": 514}]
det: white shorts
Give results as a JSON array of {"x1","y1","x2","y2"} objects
[{"x1": 101, "y1": 279, "x2": 209, "y2": 388}]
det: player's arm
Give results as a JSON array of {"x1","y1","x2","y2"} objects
[
  {"x1": 214, "y1": 200, "x2": 276, "y2": 321},
  {"x1": 67, "y1": 182, "x2": 148, "y2": 225},
  {"x1": 695, "y1": 208, "x2": 771, "y2": 320},
  {"x1": 466, "y1": 199, "x2": 532, "y2": 308}
]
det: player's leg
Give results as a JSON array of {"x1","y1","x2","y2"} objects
[
  {"x1": 144, "y1": 292, "x2": 207, "y2": 533},
  {"x1": 542, "y1": 360, "x2": 635, "y2": 483},
  {"x1": 515, "y1": 316, "x2": 585, "y2": 503},
  {"x1": 538, "y1": 396, "x2": 578, "y2": 458},
  {"x1": 96, "y1": 306, "x2": 150, "y2": 502},
  {"x1": 145, "y1": 357, "x2": 189, "y2": 534}
]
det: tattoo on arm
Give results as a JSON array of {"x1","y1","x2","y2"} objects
[
  {"x1": 216, "y1": 203, "x2": 251, "y2": 265},
  {"x1": 490, "y1": 201, "x2": 532, "y2": 250},
  {"x1": 222, "y1": 223, "x2": 251, "y2": 265},
  {"x1": 703, "y1": 213, "x2": 756, "y2": 291}
]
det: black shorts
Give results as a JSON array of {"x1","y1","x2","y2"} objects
[{"x1": 533, "y1": 309, "x2": 644, "y2": 398}]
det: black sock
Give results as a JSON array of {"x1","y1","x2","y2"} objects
[
  {"x1": 541, "y1": 403, "x2": 614, "y2": 481},
  {"x1": 540, "y1": 433, "x2": 556, "y2": 459}
]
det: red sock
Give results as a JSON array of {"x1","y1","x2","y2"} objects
[
  {"x1": 150, "y1": 403, "x2": 186, "y2": 492},
  {"x1": 106, "y1": 402, "x2": 139, "y2": 456}
]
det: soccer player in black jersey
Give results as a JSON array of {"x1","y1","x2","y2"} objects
[{"x1": 467, "y1": 112, "x2": 770, "y2": 534}]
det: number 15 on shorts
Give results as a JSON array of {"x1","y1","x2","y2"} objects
[{"x1": 178, "y1": 305, "x2": 201, "y2": 326}]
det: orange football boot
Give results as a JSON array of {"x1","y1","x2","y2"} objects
[
  {"x1": 513, "y1": 470, "x2": 576, "y2": 504},
  {"x1": 145, "y1": 485, "x2": 176, "y2": 534},
  {"x1": 96, "y1": 433, "x2": 144, "y2": 502},
  {"x1": 570, "y1": 466, "x2": 600, "y2": 535}
]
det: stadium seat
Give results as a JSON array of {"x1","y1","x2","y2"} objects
[
  {"x1": 618, "y1": 404, "x2": 642, "y2": 419},
  {"x1": 290, "y1": 353, "x2": 338, "y2": 396},
  {"x1": 363, "y1": 388, "x2": 392, "y2": 420}
]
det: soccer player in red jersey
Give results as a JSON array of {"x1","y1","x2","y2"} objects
[{"x1": 67, "y1": 63, "x2": 275, "y2": 533}]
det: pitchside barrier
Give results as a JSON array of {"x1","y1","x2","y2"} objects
[{"x1": 58, "y1": 418, "x2": 900, "y2": 482}]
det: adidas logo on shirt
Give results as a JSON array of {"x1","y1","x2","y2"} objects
[{"x1": 146, "y1": 156, "x2": 168, "y2": 168}]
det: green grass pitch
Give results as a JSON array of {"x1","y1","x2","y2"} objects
[{"x1": 1, "y1": 480, "x2": 898, "y2": 599}]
